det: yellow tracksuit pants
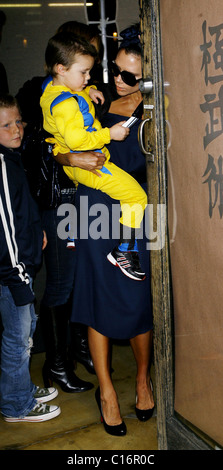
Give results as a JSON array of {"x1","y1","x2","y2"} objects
[{"x1": 64, "y1": 160, "x2": 147, "y2": 229}]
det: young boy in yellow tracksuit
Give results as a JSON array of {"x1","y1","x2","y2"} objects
[{"x1": 40, "y1": 32, "x2": 147, "y2": 281}]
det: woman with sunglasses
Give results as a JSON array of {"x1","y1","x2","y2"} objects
[{"x1": 55, "y1": 25, "x2": 154, "y2": 436}]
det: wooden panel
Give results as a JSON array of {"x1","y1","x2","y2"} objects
[
  {"x1": 139, "y1": 0, "x2": 173, "y2": 450},
  {"x1": 160, "y1": 0, "x2": 223, "y2": 447}
]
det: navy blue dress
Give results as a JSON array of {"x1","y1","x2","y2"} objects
[{"x1": 70, "y1": 112, "x2": 153, "y2": 339}]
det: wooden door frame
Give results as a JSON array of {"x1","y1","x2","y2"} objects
[{"x1": 139, "y1": 0, "x2": 212, "y2": 450}]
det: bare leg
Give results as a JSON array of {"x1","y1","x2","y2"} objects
[
  {"x1": 130, "y1": 330, "x2": 154, "y2": 410},
  {"x1": 88, "y1": 326, "x2": 122, "y2": 425}
]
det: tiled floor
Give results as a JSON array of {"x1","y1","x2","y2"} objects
[{"x1": 0, "y1": 343, "x2": 158, "y2": 451}]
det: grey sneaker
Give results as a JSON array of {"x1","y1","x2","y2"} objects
[
  {"x1": 34, "y1": 386, "x2": 58, "y2": 403},
  {"x1": 4, "y1": 403, "x2": 61, "y2": 422}
]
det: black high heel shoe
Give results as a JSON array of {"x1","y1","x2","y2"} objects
[
  {"x1": 95, "y1": 387, "x2": 127, "y2": 436},
  {"x1": 135, "y1": 380, "x2": 155, "y2": 422}
]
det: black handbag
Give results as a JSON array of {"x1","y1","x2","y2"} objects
[{"x1": 21, "y1": 124, "x2": 62, "y2": 209}]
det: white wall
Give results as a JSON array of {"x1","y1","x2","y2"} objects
[
  {"x1": 0, "y1": 3, "x2": 87, "y2": 95},
  {"x1": 116, "y1": 0, "x2": 140, "y2": 34},
  {"x1": 0, "y1": 0, "x2": 139, "y2": 96}
]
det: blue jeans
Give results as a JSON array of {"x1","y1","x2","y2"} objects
[
  {"x1": 0, "y1": 283, "x2": 37, "y2": 418},
  {"x1": 41, "y1": 191, "x2": 76, "y2": 307}
]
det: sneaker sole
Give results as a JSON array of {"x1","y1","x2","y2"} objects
[
  {"x1": 35, "y1": 388, "x2": 58, "y2": 403},
  {"x1": 4, "y1": 407, "x2": 61, "y2": 422},
  {"x1": 107, "y1": 253, "x2": 146, "y2": 281}
]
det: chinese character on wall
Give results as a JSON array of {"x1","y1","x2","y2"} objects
[{"x1": 200, "y1": 20, "x2": 223, "y2": 217}]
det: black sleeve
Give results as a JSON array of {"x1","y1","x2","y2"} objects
[
  {"x1": 0, "y1": 62, "x2": 9, "y2": 93},
  {"x1": 0, "y1": 155, "x2": 35, "y2": 306},
  {"x1": 93, "y1": 83, "x2": 118, "y2": 121},
  {"x1": 16, "y1": 76, "x2": 45, "y2": 126}
]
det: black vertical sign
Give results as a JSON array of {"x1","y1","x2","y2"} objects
[{"x1": 200, "y1": 21, "x2": 223, "y2": 218}]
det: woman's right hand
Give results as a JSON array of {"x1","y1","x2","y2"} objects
[
  {"x1": 109, "y1": 122, "x2": 130, "y2": 141},
  {"x1": 72, "y1": 151, "x2": 106, "y2": 177},
  {"x1": 54, "y1": 151, "x2": 106, "y2": 177}
]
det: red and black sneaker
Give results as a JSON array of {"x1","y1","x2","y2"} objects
[
  {"x1": 107, "y1": 247, "x2": 146, "y2": 281},
  {"x1": 66, "y1": 237, "x2": 76, "y2": 250}
]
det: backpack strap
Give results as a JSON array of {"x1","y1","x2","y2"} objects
[
  {"x1": 41, "y1": 75, "x2": 53, "y2": 93},
  {"x1": 50, "y1": 90, "x2": 112, "y2": 175},
  {"x1": 50, "y1": 91, "x2": 78, "y2": 115},
  {"x1": 41, "y1": 76, "x2": 78, "y2": 115}
]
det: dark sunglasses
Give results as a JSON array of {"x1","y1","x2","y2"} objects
[{"x1": 110, "y1": 61, "x2": 141, "y2": 87}]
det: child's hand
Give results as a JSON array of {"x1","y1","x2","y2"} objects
[
  {"x1": 89, "y1": 87, "x2": 105, "y2": 105},
  {"x1": 109, "y1": 121, "x2": 130, "y2": 141}
]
